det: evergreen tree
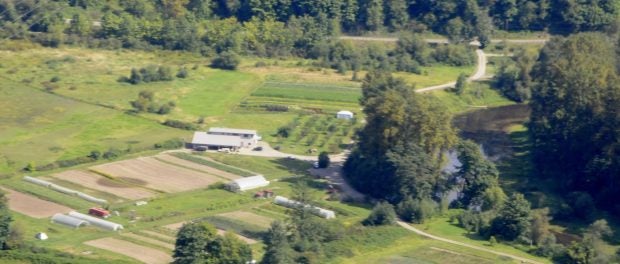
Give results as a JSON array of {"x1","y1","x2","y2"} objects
[
  {"x1": 0, "y1": 191, "x2": 12, "y2": 249},
  {"x1": 261, "y1": 221, "x2": 295, "y2": 264},
  {"x1": 490, "y1": 193, "x2": 531, "y2": 241}
]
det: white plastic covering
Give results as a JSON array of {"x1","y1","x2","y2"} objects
[
  {"x1": 49, "y1": 184, "x2": 79, "y2": 195},
  {"x1": 68, "y1": 211, "x2": 123, "y2": 231},
  {"x1": 23, "y1": 177, "x2": 107, "y2": 205},
  {"x1": 273, "y1": 196, "x2": 336, "y2": 219},
  {"x1": 51, "y1": 213, "x2": 89, "y2": 229},
  {"x1": 76, "y1": 192, "x2": 107, "y2": 205},
  {"x1": 23, "y1": 176, "x2": 52, "y2": 187},
  {"x1": 226, "y1": 175, "x2": 269, "y2": 192}
]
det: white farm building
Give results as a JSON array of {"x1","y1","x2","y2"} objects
[
  {"x1": 336, "y1": 110, "x2": 354, "y2": 120},
  {"x1": 226, "y1": 175, "x2": 270, "y2": 192},
  {"x1": 190, "y1": 127, "x2": 260, "y2": 150}
]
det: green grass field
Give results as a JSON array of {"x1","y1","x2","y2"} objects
[
  {"x1": 252, "y1": 82, "x2": 361, "y2": 103},
  {"x1": 0, "y1": 41, "x2": 558, "y2": 263},
  {"x1": 0, "y1": 82, "x2": 185, "y2": 175}
]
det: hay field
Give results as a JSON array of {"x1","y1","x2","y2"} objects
[
  {"x1": 217, "y1": 211, "x2": 274, "y2": 229},
  {"x1": 90, "y1": 157, "x2": 221, "y2": 193},
  {"x1": 1, "y1": 187, "x2": 72, "y2": 218},
  {"x1": 84, "y1": 237, "x2": 172, "y2": 264},
  {"x1": 52, "y1": 170, "x2": 155, "y2": 200},
  {"x1": 155, "y1": 154, "x2": 241, "y2": 180}
]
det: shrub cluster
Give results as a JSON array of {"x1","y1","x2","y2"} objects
[{"x1": 119, "y1": 65, "x2": 173, "y2": 84}]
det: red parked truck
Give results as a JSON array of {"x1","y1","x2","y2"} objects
[{"x1": 88, "y1": 208, "x2": 111, "y2": 218}]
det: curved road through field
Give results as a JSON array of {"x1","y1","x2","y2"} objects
[
  {"x1": 397, "y1": 221, "x2": 544, "y2": 264},
  {"x1": 339, "y1": 35, "x2": 548, "y2": 93}
]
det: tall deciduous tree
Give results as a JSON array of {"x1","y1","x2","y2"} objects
[
  {"x1": 173, "y1": 222, "x2": 215, "y2": 263},
  {"x1": 344, "y1": 71, "x2": 456, "y2": 203},
  {"x1": 529, "y1": 33, "x2": 620, "y2": 211}
]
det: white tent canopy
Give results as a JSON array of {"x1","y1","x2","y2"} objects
[
  {"x1": 51, "y1": 213, "x2": 89, "y2": 229},
  {"x1": 226, "y1": 175, "x2": 269, "y2": 192},
  {"x1": 68, "y1": 211, "x2": 123, "y2": 231}
]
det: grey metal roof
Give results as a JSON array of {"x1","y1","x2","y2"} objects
[
  {"x1": 208, "y1": 127, "x2": 257, "y2": 135},
  {"x1": 192, "y1": 132, "x2": 242, "y2": 147}
]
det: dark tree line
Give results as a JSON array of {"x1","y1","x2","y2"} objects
[
  {"x1": 529, "y1": 32, "x2": 620, "y2": 215},
  {"x1": 0, "y1": 0, "x2": 616, "y2": 55}
]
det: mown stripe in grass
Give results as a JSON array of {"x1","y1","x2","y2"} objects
[{"x1": 171, "y1": 153, "x2": 255, "y2": 177}]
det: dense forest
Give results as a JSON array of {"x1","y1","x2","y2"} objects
[{"x1": 0, "y1": 0, "x2": 617, "y2": 57}]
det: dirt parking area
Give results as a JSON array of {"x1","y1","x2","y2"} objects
[
  {"x1": 84, "y1": 237, "x2": 172, "y2": 264},
  {"x1": 52, "y1": 170, "x2": 155, "y2": 200},
  {"x1": 90, "y1": 157, "x2": 221, "y2": 193},
  {"x1": 0, "y1": 187, "x2": 72, "y2": 218}
]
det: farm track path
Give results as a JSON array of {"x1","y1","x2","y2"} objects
[
  {"x1": 339, "y1": 35, "x2": 549, "y2": 93},
  {"x1": 396, "y1": 221, "x2": 544, "y2": 264}
]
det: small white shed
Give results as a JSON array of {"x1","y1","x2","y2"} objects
[
  {"x1": 226, "y1": 175, "x2": 270, "y2": 192},
  {"x1": 35, "y1": 232, "x2": 48, "y2": 240},
  {"x1": 336, "y1": 110, "x2": 354, "y2": 120}
]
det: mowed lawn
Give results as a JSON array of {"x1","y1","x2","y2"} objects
[{"x1": 0, "y1": 83, "x2": 185, "y2": 174}]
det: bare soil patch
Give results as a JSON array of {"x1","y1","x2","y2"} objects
[
  {"x1": 163, "y1": 221, "x2": 188, "y2": 232},
  {"x1": 90, "y1": 157, "x2": 220, "y2": 193},
  {"x1": 52, "y1": 170, "x2": 155, "y2": 200},
  {"x1": 85, "y1": 237, "x2": 172, "y2": 264},
  {"x1": 155, "y1": 154, "x2": 241, "y2": 180},
  {"x1": 217, "y1": 211, "x2": 274, "y2": 229},
  {"x1": 0, "y1": 187, "x2": 72, "y2": 218}
]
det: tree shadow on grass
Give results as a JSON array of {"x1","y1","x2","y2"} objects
[{"x1": 268, "y1": 157, "x2": 312, "y2": 177}]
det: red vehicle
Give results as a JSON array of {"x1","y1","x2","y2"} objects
[{"x1": 88, "y1": 208, "x2": 110, "y2": 218}]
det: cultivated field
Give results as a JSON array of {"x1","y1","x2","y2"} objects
[
  {"x1": 217, "y1": 211, "x2": 274, "y2": 229},
  {"x1": 163, "y1": 221, "x2": 257, "y2": 244},
  {"x1": 52, "y1": 170, "x2": 155, "y2": 200},
  {"x1": 1, "y1": 187, "x2": 72, "y2": 218},
  {"x1": 121, "y1": 233, "x2": 175, "y2": 250},
  {"x1": 84, "y1": 237, "x2": 172, "y2": 264},
  {"x1": 155, "y1": 154, "x2": 241, "y2": 180},
  {"x1": 252, "y1": 82, "x2": 361, "y2": 103},
  {"x1": 90, "y1": 157, "x2": 221, "y2": 193}
]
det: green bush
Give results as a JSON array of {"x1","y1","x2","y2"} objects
[
  {"x1": 363, "y1": 202, "x2": 397, "y2": 226},
  {"x1": 211, "y1": 51, "x2": 240, "y2": 70},
  {"x1": 162, "y1": 119, "x2": 196, "y2": 130}
]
